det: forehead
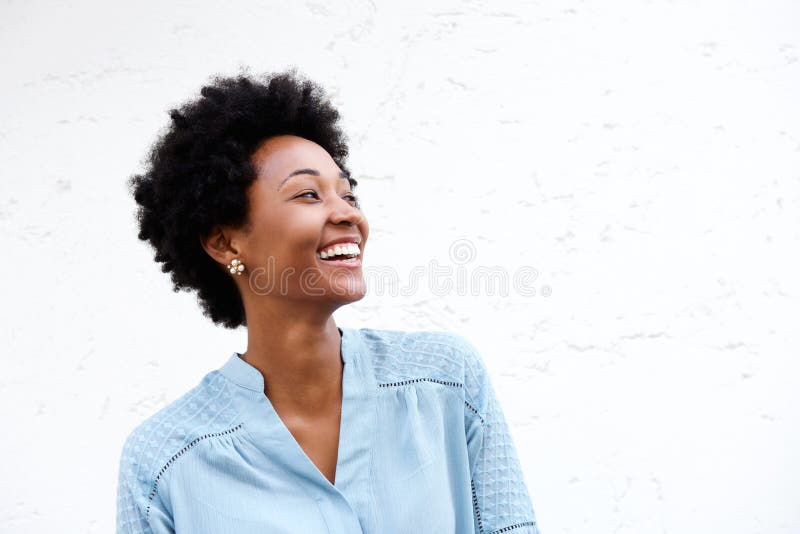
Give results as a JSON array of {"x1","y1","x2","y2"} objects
[{"x1": 250, "y1": 135, "x2": 339, "y2": 181}]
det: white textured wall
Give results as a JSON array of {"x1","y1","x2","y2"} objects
[{"x1": 1, "y1": 1, "x2": 798, "y2": 532}]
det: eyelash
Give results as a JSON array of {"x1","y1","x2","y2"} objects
[{"x1": 297, "y1": 191, "x2": 360, "y2": 205}]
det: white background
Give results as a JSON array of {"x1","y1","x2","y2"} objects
[{"x1": 1, "y1": 1, "x2": 799, "y2": 532}]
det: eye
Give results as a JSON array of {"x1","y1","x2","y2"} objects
[
  {"x1": 344, "y1": 193, "x2": 361, "y2": 209},
  {"x1": 295, "y1": 191, "x2": 320, "y2": 200}
]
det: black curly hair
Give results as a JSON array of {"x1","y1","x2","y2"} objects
[{"x1": 128, "y1": 70, "x2": 355, "y2": 329}]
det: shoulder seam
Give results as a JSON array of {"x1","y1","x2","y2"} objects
[
  {"x1": 145, "y1": 422, "x2": 244, "y2": 520},
  {"x1": 377, "y1": 377, "x2": 462, "y2": 388}
]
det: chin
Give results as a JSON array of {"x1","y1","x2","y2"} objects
[
  {"x1": 313, "y1": 266, "x2": 365, "y2": 300},
  {"x1": 327, "y1": 280, "x2": 367, "y2": 303}
]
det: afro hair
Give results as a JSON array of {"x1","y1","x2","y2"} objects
[{"x1": 128, "y1": 70, "x2": 354, "y2": 329}]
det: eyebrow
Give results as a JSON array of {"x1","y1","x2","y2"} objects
[{"x1": 278, "y1": 168, "x2": 353, "y2": 190}]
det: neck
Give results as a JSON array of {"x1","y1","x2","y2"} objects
[{"x1": 241, "y1": 297, "x2": 343, "y2": 414}]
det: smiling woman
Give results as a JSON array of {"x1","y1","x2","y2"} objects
[{"x1": 118, "y1": 70, "x2": 542, "y2": 534}]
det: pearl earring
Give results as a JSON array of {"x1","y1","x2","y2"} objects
[{"x1": 227, "y1": 258, "x2": 246, "y2": 276}]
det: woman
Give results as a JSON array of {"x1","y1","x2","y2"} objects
[{"x1": 117, "y1": 70, "x2": 541, "y2": 534}]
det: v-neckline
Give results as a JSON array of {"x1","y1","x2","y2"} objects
[
  {"x1": 227, "y1": 327, "x2": 360, "y2": 492},
  {"x1": 219, "y1": 326, "x2": 377, "y2": 530},
  {"x1": 263, "y1": 327, "x2": 350, "y2": 489}
]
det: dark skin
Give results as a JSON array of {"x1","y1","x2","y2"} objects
[{"x1": 200, "y1": 135, "x2": 370, "y2": 485}]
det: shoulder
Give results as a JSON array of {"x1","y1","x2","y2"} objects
[
  {"x1": 351, "y1": 327, "x2": 486, "y2": 391},
  {"x1": 117, "y1": 370, "x2": 243, "y2": 505}
]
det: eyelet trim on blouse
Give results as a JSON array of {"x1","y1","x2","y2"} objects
[
  {"x1": 492, "y1": 522, "x2": 538, "y2": 533},
  {"x1": 378, "y1": 377, "x2": 462, "y2": 388},
  {"x1": 377, "y1": 377, "x2": 486, "y2": 425},
  {"x1": 145, "y1": 423, "x2": 244, "y2": 519}
]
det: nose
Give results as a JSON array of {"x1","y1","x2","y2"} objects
[{"x1": 330, "y1": 196, "x2": 363, "y2": 226}]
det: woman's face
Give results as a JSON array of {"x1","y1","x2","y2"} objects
[{"x1": 237, "y1": 134, "x2": 369, "y2": 306}]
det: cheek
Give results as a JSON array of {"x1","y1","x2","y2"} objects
[
  {"x1": 254, "y1": 214, "x2": 319, "y2": 259},
  {"x1": 273, "y1": 239, "x2": 318, "y2": 267}
]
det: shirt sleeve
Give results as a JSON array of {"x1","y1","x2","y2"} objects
[
  {"x1": 116, "y1": 434, "x2": 175, "y2": 534},
  {"x1": 459, "y1": 335, "x2": 542, "y2": 534}
]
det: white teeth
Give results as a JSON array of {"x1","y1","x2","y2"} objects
[{"x1": 318, "y1": 242, "x2": 361, "y2": 259}]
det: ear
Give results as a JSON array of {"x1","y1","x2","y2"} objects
[{"x1": 199, "y1": 225, "x2": 240, "y2": 267}]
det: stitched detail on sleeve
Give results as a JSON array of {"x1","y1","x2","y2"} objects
[
  {"x1": 471, "y1": 478, "x2": 485, "y2": 534},
  {"x1": 491, "y1": 521, "x2": 538, "y2": 533},
  {"x1": 464, "y1": 399, "x2": 485, "y2": 424},
  {"x1": 145, "y1": 423, "x2": 244, "y2": 519}
]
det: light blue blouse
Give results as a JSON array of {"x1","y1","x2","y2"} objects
[{"x1": 116, "y1": 327, "x2": 541, "y2": 533}]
